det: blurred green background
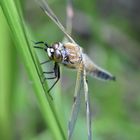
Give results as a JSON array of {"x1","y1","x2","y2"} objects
[{"x1": 0, "y1": 0, "x2": 140, "y2": 140}]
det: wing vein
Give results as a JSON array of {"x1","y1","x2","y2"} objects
[
  {"x1": 37, "y1": 0, "x2": 76, "y2": 44},
  {"x1": 68, "y1": 62, "x2": 83, "y2": 140}
]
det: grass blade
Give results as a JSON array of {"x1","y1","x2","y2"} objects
[{"x1": 0, "y1": 0, "x2": 65, "y2": 139}]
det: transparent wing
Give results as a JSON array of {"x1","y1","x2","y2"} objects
[
  {"x1": 68, "y1": 62, "x2": 84, "y2": 140},
  {"x1": 63, "y1": 0, "x2": 73, "y2": 43},
  {"x1": 66, "y1": 0, "x2": 73, "y2": 35},
  {"x1": 36, "y1": 0, "x2": 76, "y2": 44},
  {"x1": 83, "y1": 68, "x2": 92, "y2": 140}
]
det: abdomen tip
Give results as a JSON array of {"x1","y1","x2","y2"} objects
[{"x1": 111, "y1": 76, "x2": 116, "y2": 81}]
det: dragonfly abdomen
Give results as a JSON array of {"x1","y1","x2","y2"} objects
[
  {"x1": 83, "y1": 53, "x2": 116, "y2": 81},
  {"x1": 91, "y1": 68, "x2": 116, "y2": 81}
]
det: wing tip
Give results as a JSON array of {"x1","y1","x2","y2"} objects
[{"x1": 68, "y1": 121, "x2": 72, "y2": 140}]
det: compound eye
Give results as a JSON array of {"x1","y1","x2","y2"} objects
[
  {"x1": 53, "y1": 43, "x2": 59, "y2": 49},
  {"x1": 54, "y1": 50, "x2": 62, "y2": 61}
]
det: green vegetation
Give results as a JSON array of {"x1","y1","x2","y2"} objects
[{"x1": 0, "y1": 0, "x2": 140, "y2": 140}]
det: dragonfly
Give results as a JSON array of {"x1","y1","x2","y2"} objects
[{"x1": 34, "y1": 0, "x2": 116, "y2": 140}]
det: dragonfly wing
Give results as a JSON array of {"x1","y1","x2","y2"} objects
[
  {"x1": 36, "y1": 0, "x2": 76, "y2": 44},
  {"x1": 83, "y1": 68, "x2": 92, "y2": 140},
  {"x1": 68, "y1": 62, "x2": 84, "y2": 140}
]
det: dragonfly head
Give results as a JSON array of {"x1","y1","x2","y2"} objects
[{"x1": 47, "y1": 42, "x2": 64, "y2": 62}]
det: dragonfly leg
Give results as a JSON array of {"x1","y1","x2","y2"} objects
[
  {"x1": 42, "y1": 76, "x2": 57, "y2": 84},
  {"x1": 34, "y1": 45, "x2": 44, "y2": 49},
  {"x1": 34, "y1": 43, "x2": 51, "y2": 66},
  {"x1": 40, "y1": 60, "x2": 51, "y2": 65},
  {"x1": 34, "y1": 40, "x2": 49, "y2": 51},
  {"x1": 47, "y1": 62, "x2": 60, "y2": 93},
  {"x1": 35, "y1": 41, "x2": 44, "y2": 44},
  {"x1": 41, "y1": 62, "x2": 60, "y2": 93},
  {"x1": 40, "y1": 71, "x2": 54, "y2": 78},
  {"x1": 35, "y1": 41, "x2": 49, "y2": 47}
]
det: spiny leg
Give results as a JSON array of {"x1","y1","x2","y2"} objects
[
  {"x1": 83, "y1": 68, "x2": 92, "y2": 140},
  {"x1": 42, "y1": 76, "x2": 57, "y2": 85},
  {"x1": 35, "y1": 41, "x2": 49, "y2": 47},
  {"x1": 34, "y1": 40, "x2": 49, "y2": 51},
  {"x1": 34, "y1": 43, "x2": 59, "y2": 92},
  {"x1": 34, "y1": 41, "x2": 51, "y2": 65},
  {"x1": 41, "y1": 71, "x2": 54, "y2": 79},
  {"x1": 34, "y1": 40, "x2": 57, "y2": 98},
  {"x1": 48, "y1": 62, "x2": 60, "y2": 93},
  {"x1": 34, "y1": 46, "x2": 44, "y2": 49},
  {"x1": 41, "y1": 60, "x2": 51, "y2": 65},
  {"x1": 35, "y1": 41, "x2": 44, "y2": 44},
  {"x1": 42, "y1": 71, "x2": 54, "y2": 74},
  {"x1": 42, "y1": 62, "x2": 60, "y2": 93},
  {"x1": 34, "y1": 41, "x2": 45, "y2": 49}
]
